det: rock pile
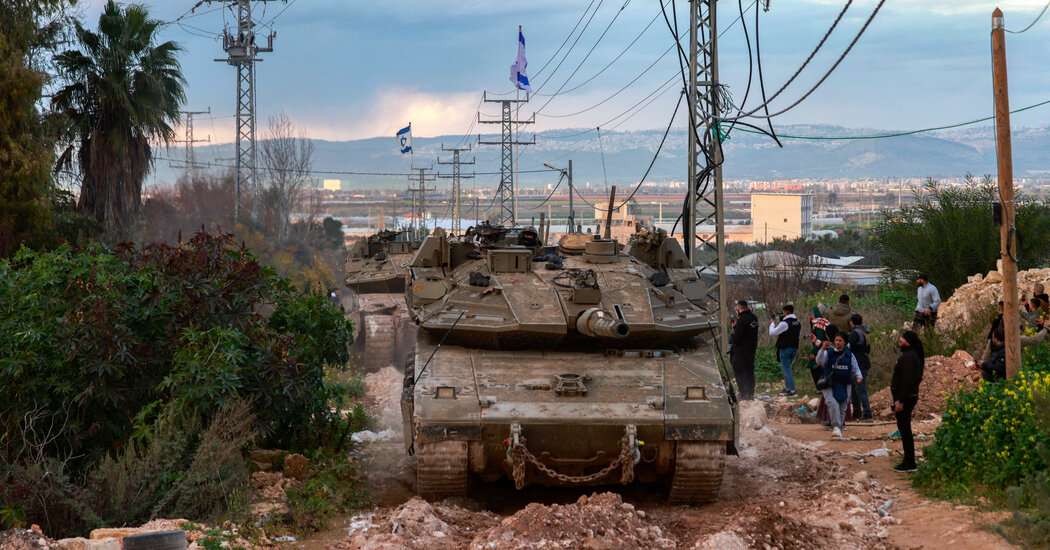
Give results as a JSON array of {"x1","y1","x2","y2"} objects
[
  {"x1": 473, "y1": 493, "x2": 677, "y2": 550},
  {"x1": 868, "y1": 352, "x2": 980, "y2": 420},
  {"x1": 330, "y1": 497, "x2": 499, "y2": 550},
  {"x1": 938, "y1": 267, "x2": 1050, "y2": 333},
  {"x1": 0, "y1": 527, "x2": 61, "y2": 550}
]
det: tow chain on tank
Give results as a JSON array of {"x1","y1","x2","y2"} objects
[{"x1": 505, "y1": 424, "x2": 640, "y2": 489}]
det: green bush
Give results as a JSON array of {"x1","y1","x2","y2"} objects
[
  {"x1": 0, "y1": 230, "x2": 355, "y2": 535},
  {"x1": 874, "y1": 175, "x2": 1050, "y2": 296},
  {"x1": 914, "y1": 346, "x2": 1050, "y2": 495}
]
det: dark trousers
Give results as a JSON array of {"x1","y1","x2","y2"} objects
[
  {"x1": 732, "y1": 350, "x2": 756, "y2": 400},
  {"x1": 895, "y1": 396, "x2": 919, "y2": 465},
  {"x1": 913, "y1": 311, "x2": 937, "y2": 330},
  {"x1": 850, "y1": 365, "x2": 871, "y2": 418}
]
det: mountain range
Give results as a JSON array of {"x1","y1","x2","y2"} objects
[{"x1": 152, "y1": 123, "x2": 1050, "y2": 190}]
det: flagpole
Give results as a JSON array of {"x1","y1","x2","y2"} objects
[{"x1": 513, "y1": 25, "x2": 521, "y2": 227}]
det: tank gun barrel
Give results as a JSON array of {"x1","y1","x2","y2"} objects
[{"x1": 577, "y1": 308, "x2": 630, "y2": 339}]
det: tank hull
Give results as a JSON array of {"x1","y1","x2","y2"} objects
[
  {"x1": 402, "y1": 336, "x2": 737, "y2": 501},
  {"x1": 347, "y1": 292, "x2": 415, "y2": 372}
]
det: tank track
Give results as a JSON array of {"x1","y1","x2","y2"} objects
[
  {"x1": 416, "y1": 440, "x2": 468, "y2": 499},
  {"x1": 669, "y1": 441, "x2": 725, "y2": 504}
]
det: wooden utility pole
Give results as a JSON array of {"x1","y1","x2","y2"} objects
[{"x1": 992, "y1": 7, "x2": 1021, "y2": 377}]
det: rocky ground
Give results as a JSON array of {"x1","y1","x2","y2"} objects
[
  {"x1": 938, "y1": 266, "x2": 1050, "y2": 334},
  {"x1": 296, "y1": 365, "x2": 1015, "y2": 550},
  {"x1": 3, "y1": 360, "x2": 1008, "y2": 550}
]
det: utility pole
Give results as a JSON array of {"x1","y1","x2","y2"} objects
[
  {"x1": 438, "y1": 144, "x2": 475, "y2": 235},
  {"x1": 206, "y1": 0, "x2": 281, "y2": 221},
  {"x1": 543, "y1": 160, "x2": 575, "y2": 233},
  {"x1": 406, "y1": 167, "x2": 436, "y2": 241},
  {"x1": 685, "y1": 0, "x2": 729, "y2": 352},
  {"x1": 478, "y1": 91, "x2": 534, "y2": 226},
  {"x1": 992, "y1": 7, "x2": 1021, "y2": 377},
  {"x1": 173, "y1": 108, "x2": 211, "y2": 180}
]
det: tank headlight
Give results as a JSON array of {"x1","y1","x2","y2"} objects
[
  {"x1": 684, "y1": 386, "x2": 707, "y2": 401},
  {"x1": 436, "y1": 386, "x2": 457, "y2": 399}
]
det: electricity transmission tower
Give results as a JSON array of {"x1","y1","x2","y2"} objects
[
  {"x1": 205, "y1": 0, "x2": 281, "y2": 221},
  {"x1": 406, "y1": 167, "x2": 436, "y2": 241},
  {"x1": 478, "y1": 92, "x2": 534, "y2": 226},
  {"x1": 684, "y1": 0, "x2": 729, "y2": 350},
  {"x1": 438, "y1": 144, "x2": 475, "y2": 235},
  {"x1": 173, "y1": 108, "x2": 211, "y2": 180}
]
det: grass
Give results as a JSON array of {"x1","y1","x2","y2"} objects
[{"x1": 283, "y1": 452, "x2": 371, "y2": 534}]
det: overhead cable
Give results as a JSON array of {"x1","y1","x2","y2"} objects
[{"x1": 1006, "y1": 0, "x2": 1050, "y2": 34}]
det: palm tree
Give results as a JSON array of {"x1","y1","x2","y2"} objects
[{"x1": 52, "y1": 1, "x2": 185, "y2": 235}]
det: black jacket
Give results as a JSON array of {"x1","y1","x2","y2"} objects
[
  {"x1": 983, "y1": 343, "x2": 1007, "y2": 381},
  {"x1": 732, "y1": 310, "x2": 760, "y2": 354},
  {"x1": 890, "y1": 348, "x2": 924, "y2": 401}
]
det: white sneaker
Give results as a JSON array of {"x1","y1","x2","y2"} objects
[{"x1": 832, "y1": 427, "x2": 842, "y2": 438}]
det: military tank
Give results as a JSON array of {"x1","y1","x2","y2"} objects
[
  {"x1": 344, "y1": 230, "x2": 417, "y2": 372},
  {"x1": 400, "y1": 224, "x2": 738, "y2": 503}
]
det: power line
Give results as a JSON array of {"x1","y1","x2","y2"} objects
[
  {"x1": 260, "y1": 0, "x2": 298, "y2": 27},
  {"x1": 154, "y1": 155, "x2": 556, "y2": 177},
  {"x1": 531, "y1": 0, "x2": 666, "y2": 98},
  {"x1": 532, "y1": 0, "x2": 633, "y2": 115},
  {"x1": 532, "y1": 0, "x2": 598, "y2": 80},
  {"x1": 1006, "y1": 0, "x2": 1050, "y2": 34},
  {"x1": 538, "y1": 36, "x2": 680, "y2": 118},
  {"x1": 612, "y1": 89, "x2": 684, "y2": 210},
  {"x1": 723, "y1": 0, "x2": 887, "y2": 121},
  {"x1": 721, "y1": 97, "x2": 1050, "y2": 140},
  {"x1": 532, "y1": 0, "x2": 607, "y2": 96}
]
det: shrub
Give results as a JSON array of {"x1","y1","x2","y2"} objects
[
  {"x1": 873, "y1": 175, "x2": 1050, "y2": 296},
  {"x1": 0, "y1": 230, "x2": 355, "y2": 535},
  {"x1": 914, "y1": 346, "x2": 1050, "y2": 495}
]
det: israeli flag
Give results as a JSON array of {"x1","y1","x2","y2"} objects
[
  {"x1": 509, "y1": 29, "x2": 532, "y2": 92},
  {"x1": 396, "y1": 124, "x2": 412, "y2": 154}
]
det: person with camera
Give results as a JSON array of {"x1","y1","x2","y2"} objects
[
  {"x1": 816, "y1": 332, "x2": 863, "y2": 439},
  {"x1": 769, "y1": 304, "x2": 801, "y2": 397}
]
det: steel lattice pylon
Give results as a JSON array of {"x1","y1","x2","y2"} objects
[
  {"x1": 438, "y1": 145, "x2": 475, "y2": 235},
  {"x1": 208, "y1": 0, "x2": 277, "y2": 221},
  {"x1": 684, "y1": 0, "x2": 729, "y2": 351},
  {"x1": 478, "y1": 92, "x2": 533, "y2": 226}
]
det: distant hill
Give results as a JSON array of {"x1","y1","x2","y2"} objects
[{"x1": 152, "y1": 123, "x2": 1050, "y2": 189}]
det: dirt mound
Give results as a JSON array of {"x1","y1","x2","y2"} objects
[
  {"x1": 328, "y1": 497, "x2": 499, "y2": 550},
  {"x1": 474, "y1": 493, "x2": 676, "y2": 549},
  {"x1": 0, "y1": 529, "x2": 59, "y2": 549},
  {"x1": 868, "y1": 354, "x2": 980, "y2": 420},
  {"x1": 938, "y1": 267, "x2": 1050, "y2": 333}
]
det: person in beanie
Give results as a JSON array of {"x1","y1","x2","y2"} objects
[
  {"x1": 769, "y1": 304, "x2": 801, "y2": 397},
  {"x1": 816, "y1": 332, "x2": 863, "y2": 439},
  {"x1": 892, "y1": 330, "x2": 925, "y2": 472},
  {"x1": 818, "y1": 294, "x2": 853, "y2": 333},
  {"x1": 848, "y1": 313, "x2": 873, "y2": 421},
  {"x1": 730, "y1": 300, "x2": 759, "y2": 400},
  {"x1": 913, "y1": 274, "x2": 941, "y2": 329}
]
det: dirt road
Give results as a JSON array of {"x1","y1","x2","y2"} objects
[{"x1": 299, "y1": 368, "x2": 1014, "y2": 550}]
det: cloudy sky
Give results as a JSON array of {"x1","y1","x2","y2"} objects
[{"x1": 79, "y1": 0, "x2": 1050, "y2": 144}]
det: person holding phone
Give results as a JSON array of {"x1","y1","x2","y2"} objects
[
  {"x1": 891, "y1": 331, "x2": 925, "y2": 472},
  {"x1": 815, "y1": 332, "x2": 863, "y2": 439},
  {"x1": 769, "y1": 304, "x2": 801, "y2": 397}
]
